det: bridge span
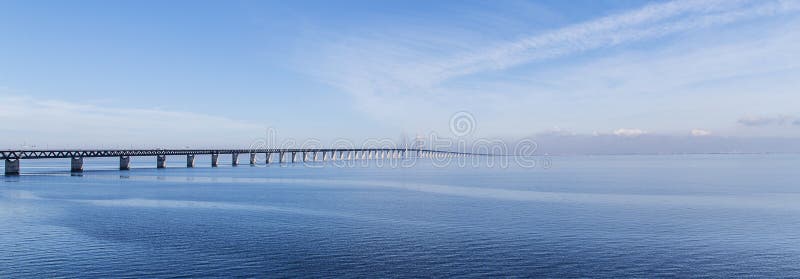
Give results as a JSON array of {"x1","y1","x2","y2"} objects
[{"x1": 2, "y1": 148, "x2": 480, "y2": 175}]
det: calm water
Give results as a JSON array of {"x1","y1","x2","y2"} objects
[{"x1": 1, "y1": 155, "x2": 799, "y2": 277}]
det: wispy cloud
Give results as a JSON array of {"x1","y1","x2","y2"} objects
[
  {"x1": 424, "y1": 0, "x2": 800, "y2": 85},
  {"x1": 0, "y1": 95, "x2": 265, "y2": 148},
  {"x1": 305, "y1": 0, "x2": 800, "y2": 137},
  {"x1": 737, "y1": 115, "x2": 796, "y2": 127}
]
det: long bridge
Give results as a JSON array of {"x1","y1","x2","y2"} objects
[{"x1": 2, "y1": 148, "x2": 480, "y2": 175}]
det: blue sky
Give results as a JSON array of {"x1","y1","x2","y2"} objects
[{"x1": 1, "y1": 0, "x2": 799, "y2": 151}]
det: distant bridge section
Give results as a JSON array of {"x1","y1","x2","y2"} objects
[{"x1": 2, "y1": 148, "x2": 482, "y2": 175}]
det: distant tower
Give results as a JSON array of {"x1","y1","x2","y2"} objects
[
  {"x1": 413, "y1": 134, "x2": 425, "y2": 150},
  {"x1": 399, "y1": 132, "x2": 408, "y2": 149}
]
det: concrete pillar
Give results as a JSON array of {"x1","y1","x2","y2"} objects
[
  {"x1": 71, "y1": 157, "x2": 84, "y2": 172},
  {"x1": 291, "y1": 152, "x2": 297, "y2": 163},
  {"x1": 313, "y1": 151, "x2": 318, "y2": 161},
  {"x1": 156, "y1": 155, "x2": 166, "y2": 169},
  {"x1": 211, "y1": 154, "x2": 219, "y2": 167},
  {"x1": 231, "y1": 153, "x2": 239, "y2": 166},
  {"x1": 5, "y1": 159, "x2": 20, "y2": 175},
  {"x1": 120, "y1": 156, "x2": 131, "y2": 170},
  {"x1": 250, "y1": 153, "x2": 257, "y2": 165},
  {"x1": 265, "y1": 153, "x2": 271, "y2": 164},
  {"x1": 302, "y1": 152, "x2": 307, "y2": 162},
  {"x1": 279, "y1": 152, "x2": 284, "y2": 163},
  {"x1": 330, "y1": 151, "x2": 337, "y2": 161},
  {"x1": 187, "y1": 154, "x2": 195, "y2": 168}
]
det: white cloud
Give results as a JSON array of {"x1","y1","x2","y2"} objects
[
  {"x1": 426, "y1": 0, "x2": 800, "y2": 84},
  {"x1": 0, "y1": 95, "x2": 265, "y2": 148},
  {"x1": 305, "y1": 0, "x2": 800, "y2": 137},
  {"x1": 613, "y1": 128, "x2": 648, "y2": 137},
  {"x1": 691, "y1": 129, "x2": 712, "y2": 136},
  {"x1": 738, "y1": 115, "x2": 796, "y2": 127},
  {"x1": 312, "y1": 0, "x2": 800, "y2": 90}
]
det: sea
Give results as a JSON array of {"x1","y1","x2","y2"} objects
[{"x1": 1, "y1": 154, "x2": 799, "y2": 278}]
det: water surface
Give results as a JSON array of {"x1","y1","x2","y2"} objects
[{"x1": 2, "y1": 155, "x2": 799, "y2": 277}]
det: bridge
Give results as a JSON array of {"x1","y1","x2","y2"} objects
[{"x1": 2, "y1": 148, "x2": 481, "y2": 175}]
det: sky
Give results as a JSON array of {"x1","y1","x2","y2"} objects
[{"x1": 1, "y1": 0, "x2": 799, "y2": 153}]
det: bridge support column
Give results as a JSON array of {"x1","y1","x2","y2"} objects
[
  {"x1": 291, "y1": 152, "x2": 297, "y2": 163},
  {"x1": 120, "y1": 156, "x2": 131, "y2": 170},
  {"x1": 211, "y1": 154, "x2": 219, "y2": 167},
  {"x1": 330, "y1": 151, "x2": 336, "y2": 161},
  {"x1": 265, "y1": 153, "x2": 271, "y2": 164},
  {"x1": 250, "y1": 153, "x2": 256, "y2": 165},
  {"x1": 232, "y1": 153, "x2": 239, "y2": 166},
  {"x1": 187, "y1": 154, "x2": 195, "y2": 168},
  {"x1": 71, "y1": 157, "x2": 84, "y2": 172},
  {"x1": 156, "y1": 155, "x2": 166, "y2": 169},
  {"x1": 313, "y1": 151, "x2": 318, "y2": 161},
  {"x1": 5, "y1": 159, "x2": 19, "y2": 175},
  {"x1": 302, "y1": 152, "x2": 307, "y2": 162},
  {"x1": 279, "y1": 152, "x2": 284, "y2": 163}
]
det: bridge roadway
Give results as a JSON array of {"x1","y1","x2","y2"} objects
[{"x1": 2, "y1": 148, "x2": 477, "y2": 175}]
